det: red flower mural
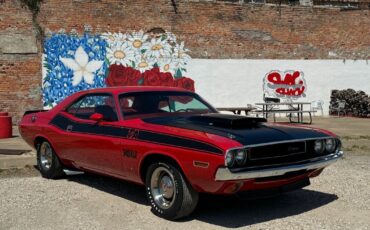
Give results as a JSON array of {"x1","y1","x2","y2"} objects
[
  {"x1": 174, "y1": 77, "x2": 195, "y2": 92},
  {"x1": 106, "y1": 64, "x2": 195, "y2": 92},
  {"x1": 159, "y1": 72, "x2": 175, "y2": 87},
  {"x1": 142, "y1": 68, "x2": 161, "y2": 86},
  {"x1": 125, "y1": 67, "x2": 142, "y2": 86},
  {"x1": 106, "y1": 65, "x2": 142, "y2": 87},
  {"x1": 106, "y1": 64, "x2": 127, "y2": 86}
]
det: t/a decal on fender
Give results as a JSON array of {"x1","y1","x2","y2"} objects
[{"x1": 127, "y1": 129, "x2": 140, "y2": 139}]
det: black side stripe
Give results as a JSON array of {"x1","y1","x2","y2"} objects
[{"x1": 50, "y1": 114, "x2": 223, "y2": 155}]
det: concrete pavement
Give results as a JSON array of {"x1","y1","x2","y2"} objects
[{"x1": 0, "y1": 126, "x2": 35, "y2": 170}]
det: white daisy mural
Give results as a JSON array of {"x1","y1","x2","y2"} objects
[
  {"x1": 173, "y1": 42, "x2": 191, "y2": 65},
  {"x1": 106, "y1": 43, "x2": 136, "y2": 66},
  {"x1": 146, "y1": 37, "x2": 172, "y2": 59},
  {"x1": 127, "y1": 30, "x2": 150, "y2": 53},
  {"x1": 42, "y1": 30, "x2": 194, "y2": 108},
  {"x1": 158, "y1": 56, "x2": 176, "y2": 74},
  {"x1": 101, "y1": 32, "x2": 126, "y2": 46},
  {"x1": 135, "y1": 55, "x2": 155, "y2": 73}
]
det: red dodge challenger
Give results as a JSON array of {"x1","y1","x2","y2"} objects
[{"x1": 19, "y1": 86, "x2": 343, "y2": 220}]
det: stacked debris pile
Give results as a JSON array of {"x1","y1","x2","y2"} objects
[{"x1": 330, "y1": 89, "x2": 370, "y2": 117}]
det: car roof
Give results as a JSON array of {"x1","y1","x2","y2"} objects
[
  {"x1": 78, "y1": 86, "x2": 191, "y2": 95},
  {"x1": 51, "y1": 86, "x2": 194, "y2": 113}
]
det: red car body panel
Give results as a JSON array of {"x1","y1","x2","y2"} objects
[{"x1": 19, "y1": 86, "x2": 341, "y2": 194}]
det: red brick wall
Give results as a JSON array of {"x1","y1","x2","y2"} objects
[
  {"x1": 37, "y1": 0, "x2": 370, "y2": 59},
  {"x1": 0, "y1": 0, "x2": 41, "y2": 124},
  {"x1": 0, "y1": 0, "x2": 369, "y2": 123},
  {"x1": 0, "y1": 56, "x2": 42, "y2": 122},
  {"x1": 0, "y1": 0, "x2": 33, "y2": 31}
]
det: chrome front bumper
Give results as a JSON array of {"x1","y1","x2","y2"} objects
[{"x1": 215, "y1": 151, "x2": 343, "y2": 181}]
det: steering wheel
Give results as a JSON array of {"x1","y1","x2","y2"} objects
[{"x1": 176, "y1": 108, "x2": 197, "y2": 113}]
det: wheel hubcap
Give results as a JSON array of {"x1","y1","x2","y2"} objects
[
  {"x1": 160, "y1": 175, "x2": 174, "y2": 199},
  {"x1": 39, "y1": 142, "x2": 52, "y2": 170},
  {"x1": 150, "y1": 166, "x2": 176, "y2": 209}
]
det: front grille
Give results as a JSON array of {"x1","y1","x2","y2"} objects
[
  {"x1": 243, "y1": 140, "x2": 328, "y2": 168},
  {"x1": 249, "y1": 141, "x2": 306, "y2": 160}
]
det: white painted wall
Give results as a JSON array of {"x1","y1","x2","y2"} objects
[{"x1": 187, "y1": 59, "x2": 370, "y2": 115}]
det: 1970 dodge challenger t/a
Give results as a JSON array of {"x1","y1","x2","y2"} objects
[{"x1": 20, "y1": 87, "x2": 343, "y2": 220}]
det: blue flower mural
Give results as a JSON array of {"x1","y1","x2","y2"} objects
[
  {"x1": 42, "y1": 34, "x2": 108, "y2": 108},
  {"x1": 42, "y1": 31, "x2": 193, "y2": 109}
]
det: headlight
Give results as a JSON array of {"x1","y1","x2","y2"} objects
[
  {"x1": 225, "y1": 148, "x2": 248, "y2": 167},
  {"x1": 314, "y1": 140, "x2": 325, "y2": 154},
  {"x1": 225, "y1": 151, "x2": 235, "y2": 167},
  {"x1": 325, "y1": 138, "x2": 336, "y2": 153},
  {"x1": 235, "y1": 149, "x2": 247, "y2": 165}
]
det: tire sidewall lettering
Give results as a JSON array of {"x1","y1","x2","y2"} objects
[{"x1": 146, "y1": 162, "x2": 184, "y2": 219}]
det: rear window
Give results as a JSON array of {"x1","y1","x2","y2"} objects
[{"x1": 66, "y1": 94, "x2": 118, "y2": 121}]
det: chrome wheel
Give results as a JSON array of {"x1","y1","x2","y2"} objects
[
  {"x1": 39, "y1": 142, "x2": 53, "y2": 170},
  {"x1": 150, "y1": 166, "x2": 176, "y2": 209}
]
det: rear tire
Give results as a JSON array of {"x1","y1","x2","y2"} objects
[
  {"x1": 37, "y1": 141, "x2": 64, "y2": 179},
  {"x1": 145, "y1": 162, "x2": 199, "y2": 220}
]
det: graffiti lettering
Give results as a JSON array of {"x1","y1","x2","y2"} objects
[
  {"x1": 276, "y1": 86, "x2": 305, "y2": 96},
  {"x1": 267, "y1": 71, "x2": 303, "y2": 86},
  {"x1": 263, "y1": 70, "x2": 307, "y2": 99}
]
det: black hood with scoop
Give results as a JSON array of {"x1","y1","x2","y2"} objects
[
  {"x1": 143, "y1": 113, "x2": 330, "y2": 146},
  {"x1": 187, "y1": 113, "x2": 267, "y2": 129}
]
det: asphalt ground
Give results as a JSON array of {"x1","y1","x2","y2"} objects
[{"x1": 0, "y1": 117, "x2": 369, "y2": 229}]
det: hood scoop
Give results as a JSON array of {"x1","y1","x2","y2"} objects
[{"x1": 188, "y1": 113, "x2": 266, "y2": 129}]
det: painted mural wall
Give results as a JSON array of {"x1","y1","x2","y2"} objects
[
  {"x1": 42, "y1": 32, "x2": 369, "y2": 116},
  {"x1": 187, "y1": 59, "x2": 370, "y2": 115},
  {"x1": 42, "y1": 31, "x2": 194, "y2": 108}
]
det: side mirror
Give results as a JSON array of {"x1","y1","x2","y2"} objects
[{"x1": 89, "y1": 113, "x2": 104, "y2": 122}]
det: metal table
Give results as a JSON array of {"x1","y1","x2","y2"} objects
[{"x1": 255, "y1": 102, "x2": 314, "y2": 124}]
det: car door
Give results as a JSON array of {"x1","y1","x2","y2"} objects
[{"x1": 54, "y1": 93, "x2": 124, "y2": 176}]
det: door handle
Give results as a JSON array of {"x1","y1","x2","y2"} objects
[{"x1": 66, "y1": 125, "x2": 73, "y2": 132}]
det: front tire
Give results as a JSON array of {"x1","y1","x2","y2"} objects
[
  {"x1": 145, "y1": 162, "x2": 199, "y2": 220},
  {"x1": 37, "y1": 141, "x2": 64, "y2": 179}
]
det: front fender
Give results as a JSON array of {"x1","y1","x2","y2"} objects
[{"x1": 136, "y1": 146, "x2": 226, "y2": 193}]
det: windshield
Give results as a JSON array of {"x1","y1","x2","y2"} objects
[{"x1": 119, "y1": 91, "x2": 217, "y2": 119}]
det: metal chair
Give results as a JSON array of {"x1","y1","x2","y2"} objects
[
  {"x1": 330, "y1": 100, "x2": 346, "y2": 116},
  {"x1": 311, "y1": 100, "x2": 324, "y2": 116}
]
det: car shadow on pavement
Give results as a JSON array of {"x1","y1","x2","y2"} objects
[
  {"x1": 66, "y1": 173, "x2": 337, "y2": 227},
  {"x1": 66, "y1": 173, "x2": 148, "y2": 205},
  {"x1": 189, "y1": 189, "x2": 338, "y2": 228}
]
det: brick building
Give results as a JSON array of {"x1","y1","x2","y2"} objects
[{"x1": 0, "y1": 0, "x2": 369, "y2": 123}]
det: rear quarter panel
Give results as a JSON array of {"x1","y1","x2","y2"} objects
[
  {"x1": 19, "y1": 111, "x2": 54, "y2": 149},
  {"x1": 19, "y1": 91, "x2": 83, "y2": 150}
]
